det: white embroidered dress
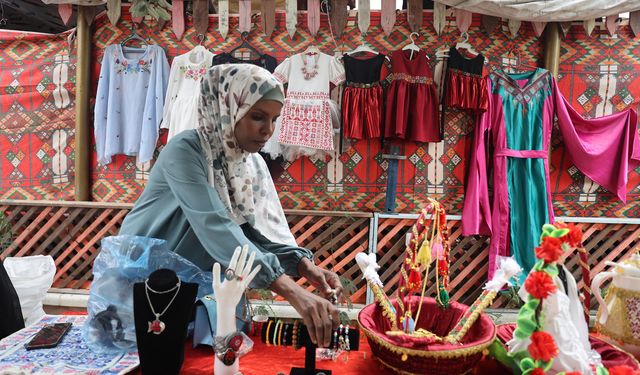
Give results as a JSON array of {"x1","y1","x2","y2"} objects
[
  {"x1": 273, "y1": 52, "x2": 345, "y2": 151},
  {"x1": 161, "y1": 47, "x2": 214, "y2": 141}
]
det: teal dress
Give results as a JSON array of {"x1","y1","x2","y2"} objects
[{"x1": 119, "y1": 130, "x2": 313, "y2": 290}]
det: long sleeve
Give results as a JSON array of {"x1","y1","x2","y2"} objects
[
  {"x1": 554, "y1": 78, "x2": 640, "y2": 202},
  {"x1": 160, "y1": 138, "x2": 302, "y2": 289},
  {"x1": 161, "y1": 56, "x2": 182, "y2": 131},
  {"x1": 462, "y1": 75, "x2": 493, "y2": 236},
  {"x1": 139, "y1": 46, "x2": 170, "y2": 163},
  {"x1": 94, "y1": 46, "x2": 112, "y2": 166}
]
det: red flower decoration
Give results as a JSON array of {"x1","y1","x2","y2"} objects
[
  {"x1": 535, "y1": 236, "x2": 563, "y2": 263},
  {"x1": 563, "y1": 223, "x2": 583, "y2": 248},
  {"x1": 525, "y1": 271, "x2": 557, "y2": 299},
  {"x1": 531, "y1": 368, "x2": 545, "y2": 375},
  {"x1": 528, "y1": 331, "x2": 559, "y2": 362},
  {"x1": 608, "y1": 365, "x2": 640, "y2": 375},
  {"x1": 407, "y1": 269, "x2": 422, "y2": 291}
]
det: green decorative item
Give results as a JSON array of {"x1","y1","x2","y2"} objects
[{"x1": 130, "y1": 0, "x2": 171, "y2": 21}]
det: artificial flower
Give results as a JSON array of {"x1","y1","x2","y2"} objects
[
  {"x1": 531, "y1": 368, "x2": 545, "y2": 375},
  {"x1": 535, "y1": 236, "x2": 564, "y2": 263},
  {"x1": 525, "y1": 271, "x2": 557, "y2": 299},
  {"x1": 528, "y1": 331, "x2": 559, "y2": 362},
  {"x1": 608, "y1": 365, "x2": 640, "y2": 375},
  {"x1": 563, "y1": 223, "x2": 583, "y2": 248}
]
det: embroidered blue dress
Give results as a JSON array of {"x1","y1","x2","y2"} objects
[{"x1": 94, "y1": 44, "x2": 169, "y2": 165}]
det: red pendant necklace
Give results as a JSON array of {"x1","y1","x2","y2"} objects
[{"x1": 144, "y1": 278, "x2": 181, "y2": 335}]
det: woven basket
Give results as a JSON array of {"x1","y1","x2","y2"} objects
[{"x1": 358, "y1": 297, "x2": 496, "y2": 375}]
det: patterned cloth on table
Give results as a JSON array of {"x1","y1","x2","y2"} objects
[
  {"x1": 94, "y1": 44, "x2": 170, "y2": 165},
  {"x1": 0, "y1": 315, "x2": 139, "y2": 375}
]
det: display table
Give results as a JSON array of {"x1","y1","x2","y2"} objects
[{"x1": 0, "y1": 315, "x2": 510, "y2": 375}]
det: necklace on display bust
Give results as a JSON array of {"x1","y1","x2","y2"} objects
[
  {"x1": 144, "y1": 278, "x2": 181, "y2": 335},
  {"x1": 301, "y1": 52, "x2": 319, "y2": 80}
]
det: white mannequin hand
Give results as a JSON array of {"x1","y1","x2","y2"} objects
[
  {"x1": 213, "y1": 245, "x2": 261, "y2": 375},
  {"x1": 212, "y1": 244, "x2": 262, "y2": 310}
]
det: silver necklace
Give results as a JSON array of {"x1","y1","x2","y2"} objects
[{"x1": 145, "y1": 278, "x2": 181, "y2": 335}]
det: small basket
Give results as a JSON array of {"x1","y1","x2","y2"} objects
[{"x1": 358, "y1": 297, "x2": 496, "y2": 375}]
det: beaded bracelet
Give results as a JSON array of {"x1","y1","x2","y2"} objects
[
  {"x1": 282, "y1": 323, "x2": 289, "y2": 346},
  {"x1": 292, "y1": 320, "x2": 300, "y2": 350}
]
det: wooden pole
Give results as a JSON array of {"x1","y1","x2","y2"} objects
[
  {"x1": 75, "y1": 6, "x2": 91, "y2": 201},
  {"x1": 544, "y1": 22, "x2": 561, "y2": 78}
]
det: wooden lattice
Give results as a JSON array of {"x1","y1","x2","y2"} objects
[{"x1": 1, "y1": 200, "x2": 638, "y2": 311}]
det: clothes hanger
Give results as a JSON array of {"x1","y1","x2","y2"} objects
[
  {"x1": 304, "y1": 44, "x2": 321, "y2": 55},
  {"x1": 189, "y1": 34, "x2": 206, "y2": 61},
  {"x1": 455, "y1": 31, "x2": 478, "y2": 57},
  {"x1": 121, "y1": 22, "x2": 148, "y2": 50},
  {"x1": 347, "y1": 33, "x2": 377, "y2": 56},
  {"x1": 229, "y1": 31, "x2": 263, "y2": 59},
  {"x1": 402, "y1": 32, "x2": 421, "y2": 60}
]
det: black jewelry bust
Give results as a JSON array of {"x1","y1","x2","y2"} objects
[{"x1": 133, "y1": 268, "x2": 198, "y2": 375}]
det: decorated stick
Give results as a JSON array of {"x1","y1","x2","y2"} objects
[
  {"x1": 355, "y1": 252, "x2": 398, "y2": 330},
  {"x1": 445, "y1": 257, "x2": 521, "y2": 343}
]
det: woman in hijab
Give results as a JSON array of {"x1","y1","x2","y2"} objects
[{"x1": 120, "y1": 64, "x2": 341, "y2": 347}]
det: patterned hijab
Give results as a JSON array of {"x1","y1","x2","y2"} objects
[{"x1": 196, "y1": 64, "x2": 297, "y2": 246}]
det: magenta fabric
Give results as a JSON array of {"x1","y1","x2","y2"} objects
[
  {"x1": 462, "y1": 73, "x2": 640, "y2": 278},
  {"x1": 496, "y1": 323, "x2": 640, "y2": 370}
]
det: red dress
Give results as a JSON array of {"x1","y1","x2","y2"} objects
[
  {"x1": 384, "y1": 50, "x2": 440, "y2": 142},
  {"x1": 342, "y1": 54, "x2": 385, "y2": 139}
]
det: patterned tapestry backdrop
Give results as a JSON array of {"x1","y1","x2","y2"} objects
[
  {"x1": 0, "y1": 30, "x2": 76, "y2": 200},
  {"x1": 1, "y1": 8, "x2": 639, "y2": 218}
]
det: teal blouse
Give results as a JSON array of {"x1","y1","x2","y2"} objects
[{"x1": 119, "y1": 130, "x2": 312, "y2": 289}]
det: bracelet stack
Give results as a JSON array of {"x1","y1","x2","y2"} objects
[
  {"x1": 260, "y1": 318, "x2": 354, "y2": 352},
  {"x1": 214, "y1": 331, "x2": 244, "y2": 366}
]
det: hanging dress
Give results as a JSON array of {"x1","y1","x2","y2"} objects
[
  {"x1": 441, "y1": 47, "x2": 488, "y2": 137},
  {"x1": 273, "y1": 52, "x2": 345, "y2": 151},
  {"x1": 384, "y1": 49, "x2": 440, "y2": 142},
  {"x1": 463, "y1": 68, "x2": 640, "y2": 279},
  {"x1": 342, "y1": 53, "x2": 386, "y2": 139},
  {"x1": 161, "y1": 48, "x2": 214, "y2": 141}
]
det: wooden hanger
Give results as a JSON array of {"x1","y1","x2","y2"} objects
[{"x1": 402, "y1": 32, "x2": 421, "y2": 60}]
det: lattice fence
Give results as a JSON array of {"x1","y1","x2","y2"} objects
[{"x1": 0, "y1": 201, "x2": 638, "y2": 310}]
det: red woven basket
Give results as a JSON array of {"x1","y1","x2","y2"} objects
[{"x1": 358, "y1": 297, "x2": 496, "y2": 375}]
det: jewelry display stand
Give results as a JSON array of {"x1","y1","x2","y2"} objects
[
  {"x1": 133, "y1": 269, "x2": 198, "y2": 375},
  {"x1": 260, "y1": 318, "x2": 359, "y2": 375}
]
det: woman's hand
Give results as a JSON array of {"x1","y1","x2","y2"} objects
[
  {"x1": 287, "y1": 287, "x2": 340, "y2": 348},
  {"x1": 298, "y1": 257, "x2": 344, "y2": 302}
]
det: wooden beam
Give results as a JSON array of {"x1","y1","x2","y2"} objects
[
  {"x1": 543, "y1": 22, "x2": 561, "y2": 78},
  {"x1": 75, "y1": 6, "x2": 91, "y2": 201}
]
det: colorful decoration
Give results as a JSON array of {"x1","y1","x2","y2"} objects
[{"x1": 171, "y1": 0, "x2": 185, "y2": 40}]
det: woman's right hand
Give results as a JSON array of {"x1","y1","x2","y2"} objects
[
  {"x1": 287, "y1": 287, "x2": 340, "y2": 348},
  {"x1": 270, "y1": 275, "x2": 340, "y2": 348}
]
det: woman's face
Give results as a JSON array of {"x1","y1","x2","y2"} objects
[{"x1": 234, "y1": 99, "x2": 282, "y2": 153}]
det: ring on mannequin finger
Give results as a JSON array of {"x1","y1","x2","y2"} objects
[{"x1": 224, "y1": 268, "x2": 243, "y2": 281}]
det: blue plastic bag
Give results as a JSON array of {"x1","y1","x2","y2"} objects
[{"x1": 84, "y1": 235, "x2": 213, "y2": 353}]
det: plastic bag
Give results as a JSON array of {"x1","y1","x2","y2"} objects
[
  {"x1": 85, "y1": 235, "x2": 213, "y2": 353},
  {"x1": 4, "y1": 255, "x2": 55, "y2": 327}
]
